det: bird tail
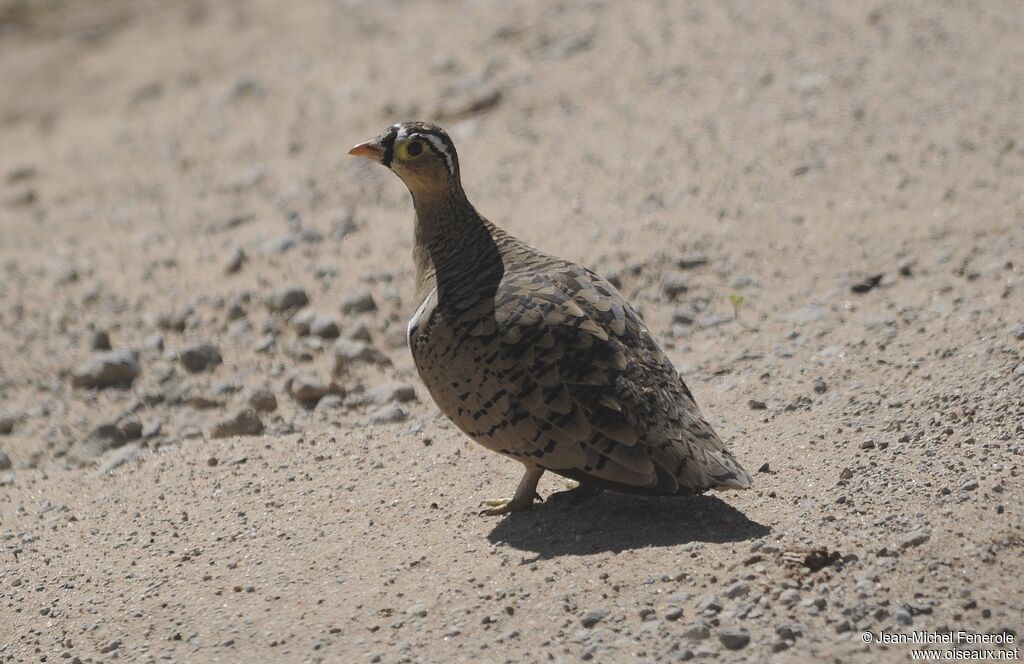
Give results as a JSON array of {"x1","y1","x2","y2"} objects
[{"x1": 706, "y1": 449, "x2": 753, "y2": 490}]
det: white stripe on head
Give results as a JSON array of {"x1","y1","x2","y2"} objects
[{"x1": 418, "y1": 133, "x2": 455, "y2": 175}]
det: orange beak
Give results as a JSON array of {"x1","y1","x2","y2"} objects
[{"x1": 348, "y1": 140, "x2": 382, "y2": 161}]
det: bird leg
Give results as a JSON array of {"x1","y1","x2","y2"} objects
[{"x1": 481, "y1": 464, "x2": 545, "y2": 516}]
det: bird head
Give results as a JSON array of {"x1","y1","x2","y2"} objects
[{"x1": 349, "y1": 122, "x2": 461, "y2": 196}]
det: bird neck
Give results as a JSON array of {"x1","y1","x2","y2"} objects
[{"x1": 411, "y1": 186, "x2": 504, "y2": 305}]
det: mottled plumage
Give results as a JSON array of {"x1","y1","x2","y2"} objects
[{"x1": 350, "y1": 122, "x2": 752, "y2": 513}]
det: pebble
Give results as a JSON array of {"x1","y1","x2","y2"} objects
[
  {"x1": 0, "y1": 414, "x2": 14, "y2": 435},
  {"x1": 180, "y1": 343, "x2": 223, "y2": 373},
  {"x1": 144, "y1": 333, "x2": 165, "y2": 352},
  {"x1": 340, "y1": 290, "x2": 377, "y2": 314},
  {"x1": 369, "y1": 405, "x2": 407, "y2": 425},
  {"x1": 900, "y1": 528, "x2": 930, "y2": 549},
  {"x1": 682, "y1": 622, "x2": 710, "y2": 640},
  {"x1": 662, "y1": 275, "x2": 690, "y2": 299},
  {"x1": 724, "y1": 582, "x2": 750, "y2": 599},
  {"x1": 366, "y1": 383, "x2": 417, "y2": 406},
  {"x1": 697, "y1": 594, "x2": 722, "y2": 614},
  {"x1": 813, "y1": 378, "x2": 827, "y2": 394},
  {"x1": 141, "y1": 420, "x2": 162, "y2": 439},
  {"x1": 71, "y1": 350, "x2": 141, "y2": 389},
  {"x1": 267, "y1": 286, "x2": 309, "y2": 312},
  {"x1": 211, "y1": 408, "x2": 264, "y2": 438},
  {"x1": 91, "y1": 330, "x2": 112, "y2": 350},
  {"x1": 310, "y1": 314, "x2": 341, "y2": 339},
  {"x1": 579, "y1": 608, "x2": 610, "y2": 628},
  {"x1": 718, "y1": 629, "x2": 750, "y2": 650},
  {"x1": 315, "y1": 394, "x2": 345, "y2": 411},
  {"x1": 225, "y1": 247, "x2": 247, "y2": 274},
  {"x1": 960, "y1": 478, "x2": 979, "y2": 492},
  {"x1": 247, "y1": 386, "x2": 278, "y2": 412},
  {"x1": 747, "y1": 399, "x2": 767, "y2": 410},
  {"x1": 0, "y1": 450, "x2": 11, "y2": 470},
  {"x1": 157, "y1": 308, "x2": 191, "y2": 332},
  {"x1": 1008, "y1": 323, "x2": 1024, "y2": 340},
  {"x1": 779, "y1": 589, "x2": 800, "y2": 607},
  {"x1": 333, "y1": 338, "x2": 388, "y2": 374},
  {"x1": 289, "y1": 375, "x2": 332, "y2": 404},
  {"x1": 291, "y1": 308, "x2": 316, "y2": 335},
  {"x1": 859, "y1": 438, "x2": 875, "y2": 450}
]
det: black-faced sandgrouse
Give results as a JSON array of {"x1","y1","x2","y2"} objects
[{"x1": 350, "y1": 122, "x2": 752, "y2": 515}]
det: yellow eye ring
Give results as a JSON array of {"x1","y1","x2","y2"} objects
[{"x1": 398, "y1": 139, "x2": 426, "y2": 161}]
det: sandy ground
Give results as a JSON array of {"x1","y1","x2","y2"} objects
[{"x1": 1, "y1": 1, "x2": 1023, "y2": 662}]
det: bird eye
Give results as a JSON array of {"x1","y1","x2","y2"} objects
[{"x1": 402, "y1": 140, "x2": 424, "y2": 159}]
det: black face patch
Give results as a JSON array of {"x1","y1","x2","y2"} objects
[{"x1": 380, "y1": 127, "x2": 398, "y2": 168}]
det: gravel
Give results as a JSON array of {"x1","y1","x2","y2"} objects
[
  {"x1": 210, "y1": 408, "x2": 264, "y2": 438},
  {"x1": 718, "y1": 628, "x2": 751, "y2": 650},
  {"x1": 71, "y1": 350, "x2": 141, "y2": 389},
  {"x1": 267, "y1": 286, "x2": 309, "y2": 312},
  {"x1": 180, "y1": 343, "x2": 223, "y2": 373}
]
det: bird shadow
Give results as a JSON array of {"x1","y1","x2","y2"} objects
[{"x1": 486, "y1": 493, "x2": 769, "y2": 559}]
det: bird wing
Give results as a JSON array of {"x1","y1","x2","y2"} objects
[{"x1": 486, "y1": 260, "x2": 752, "y2": 494}]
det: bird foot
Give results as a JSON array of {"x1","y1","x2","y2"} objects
[{"x1": 479, "y1": 492, "x2": 542, "y2": 516}]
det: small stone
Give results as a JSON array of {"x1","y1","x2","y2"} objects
[
  {"x1": 670, "y1": 309, "x2": 696, "y2": 326},
  {"x1": 289, "y1": 375, "x2": 331, "y2": 404},
  {"x1": 247, "y1": 386, "x2": 278, "y2": 412},
  {"x1": 0, "y1": 414, "x2": 14, "y2": 435},
  {"x1": 267, "y1": 286, "x2": 309, "y2": 312},
  {"x1": 859, "y1": 438, "x2": 876, "y2": 450},
  {"x1": 900, "y1": 528, "x2": 930, "y2": 549},
  {"x1": 120, "y1": 419, "x2": 143, "y2": 441},
  {"x1": 211, "y1": 408, "x2": 263, "y2": 438},
  {"x1": 960, "y1": 478, "x2": 979, "y2": 492},
  {"x1": 663, "y1": 606, "x2": 684, "y2": 621},
  {"x1": 315, "y1": 394, "x2": 345, "y2": 411},
  {"x1": 813, "y1": 378, "x2": 827, "y2": 394},
  {"x1": 747, "y1": 399, "x2": 767, "y2": 410},
  {"x1": 682, "y1": 622, "x2": 710, "y2": 640},
  {"x1": 894, "y1": 609, "x2": 913, "y2": 625},
  {"x1": 310, "y1": 314, "x2": 341, "y2": 339},
  {"x1": 180, "y1": 343, "x2": 223, "y2": 373},
  {"x1": 144, "y1": 333, "x2": 165, "y2": 352},
  {"x1": 779, "y1": 589, "x2": 800, "y2": 607},
  {"x1": 369, "y1": 405, "x2": 407, "y2": 425},
  {"x1": 579, "y1": 608, "x2": 610, "y2": 628},
  {"x1": 662, "y1": 275, "x2": 690, "y2": 299},
  {"x1": 71, "y1": 350, "x2": 141, "y2": 389},
  {"x1": 718, "y1": 629, "x2": 750, "y2": 650},
  {"x1": 141, "y1": 420, "x2": 162, "y2": 439},
  {"x1": 0, "y1": 451, "x2": 11, "y2": 471},
  {"x1": 290, "y1": 308, "x2": 316, "y2": 335},
  {"x1": 341, "y1": 289, "x2": 377, "y2": 314},
  {"x1": 225, "y1": 247, "x2": 247, "y2": 274},
  {"x1": 839, "y1": 467, "x2": 854, "y2": 480},
  {"x1": 724, "y1": 582, "x2": 749, "y2": 599},
  {"x1": 91, "y1": 330, "x2": 112, "y2": 350},
  {"x1": 1010, "y1": 323, "x2": 1024, "y2": 340},
  {"x1": 697, "y1": 594, "x2": 722, "y2": 614},
  {"x1": 157, "y1": 308, "x2": 192, "y2": 332},
  {"x1": 333, "y1": 338, "x2": 388, "y2": 374},
  {"x1": 757, "y1": 462, "x2": 770, "y2": 473},
  {"x1": 367, "y1": 383, "x2": 417, "y2": 406}
]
